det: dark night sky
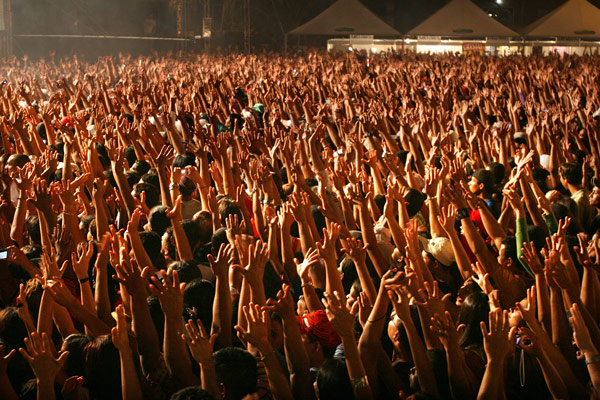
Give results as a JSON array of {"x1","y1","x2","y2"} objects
[{"x1": 10, "y1": 0, "x2": 600, "y2": 52}]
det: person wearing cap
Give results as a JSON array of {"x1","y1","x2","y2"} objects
[
  {"x1": 179, "y1": 175, "x2": 203, "y2": 220},
  {"x1": 513, "y1": 131, "x2": 529, "y2": 157}
]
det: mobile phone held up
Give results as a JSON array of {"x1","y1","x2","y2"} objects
[{"x1": 0, "y1": 249, "x2": 8, "y2": 260}]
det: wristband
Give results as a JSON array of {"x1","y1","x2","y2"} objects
[
  {"x1": 586, "y1": 354, "x2": 600, "y2": 365},
  {"x1": 169, "y1": 183, "x2": 179, "y2": 190},
  {"x1": 456, "y1": 208, "x2": 470, "y2": 221},
  {"x1": 301, "y1": 281, "x2": 313, "y2": 288},
  {"x1": 351, "y1": 376, "x2": 369, "y2": 390},
  {"x1": 79, "y1": 277, "x2": 90, "y2": 284}
]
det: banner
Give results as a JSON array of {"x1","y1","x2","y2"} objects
[{"x1": 462, "y1": 42, "x2": 485, "y2": 54}]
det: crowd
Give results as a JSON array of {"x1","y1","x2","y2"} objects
[{"x1": 0, "y1": 50, "x2": 598, "y2": 399}]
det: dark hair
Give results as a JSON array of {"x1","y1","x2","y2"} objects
[
  {"x1": 0, "y1": 308, "x2": 28, "y2": 350},
  {"x1": 21, "y1": 244, "x2": 42, "y2": 259},
  {"x1": 162, "y1": 227, "x2": 176, "y2": 261},
  {"x1": 170, "y1": 387, "x2": 217, "y2": 400},
  {"x1": 149, "y1": 205, "x2": 171, "y2": 236},
  {"x1": 134, "y1": 182, "x2": 160, "y2": 209},
  {"x1": 7, "y1": 153, "x2": 31, "y2": 169},
  {"x1": 169, "y1": 260, "x2": 202, "y2": 284},
  {"x1": 193, "y1": 211, "x2": 214, "y2": 245},
  {"x1": 84, "y1": 335, "x2": 121, "y2": 400},
  {"x1": 218, "y1": 200, "x2": 242, "y2": 223},
  {"x1": 404, "y1": 188, "x2": 426, "y2": 217},
  {"x1": 139, "y1": 231, "x2": 166, "y2": 270},
  {"x1": 125, "y1": 169, "x2": 141, "y2": 189},
  {"x1": 458, "y1": 291, "x2": 489, "y2": 348},
  {"x1": 311, "y1": 204, "x2": 326, "y2": 233},
  {"x1": 559, "y1": 162, "x2": 583, "y2": 186},
  {"x1": 210, "y1": 228, "x2": 228, "y2": 255},
  {"x1": 316, "y1": 358, "x2": 355, "y2": 400},
  {"x1": 63, "y1": 334, "x2": 92, "y2": 377},
  {"x1": 132, "y1": 160, "x2": 151, "y2": 177},
  {"x1": 124, "y1": 145, "x2": 137, "y2": 168},
  {"x1": 141, "y1": 169, "x2": 160, "y2": 189},
  {"x1": 374, "y1": 194, "x2": 386, "y2": 215},
  {"x1": 487, "y1": 162, "x2": 506, "y2": 185},
  {"x1": 531, "y1": 168, "x2": 550, "y2": 194},
  {"x1": 213, "y1": 347, "x2": 257, "y2": 399},
  {"x1": 183, "y1": 278, "x2": 215, "y2": 329},
  {"x1": 25, "y1": 215, "x2": 41, "y2": 245},
  {"x1": 173, "y1": 153, "x2": 196, "y2": 168},
  {"x1": 182, "y1": 219, "x2": 202, "y2": 251},
  {"x1": 501, "y1": 235, "x2": 518, "y2": 267}
]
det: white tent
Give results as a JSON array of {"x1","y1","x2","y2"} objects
[
  {"x1": 525, "y1": 0, "x2": 600, "y2": 38},
  {"x1": 288, "y1": 0, "x2": 400, "y2": 36},
  {"x1": 407, "y1": 0, "x2": 518, "y2": 38}
]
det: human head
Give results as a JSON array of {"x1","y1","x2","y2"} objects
[
  {"x1": 458, "y1": 291, "x2": 489, "y2": 348},
  {"x1": 213, "y1": 347, "x2": 257, "y2": 400},
  {"x1": 469, "y1": 169, "x2": 493, "y2": 196},
  {"x1": 170, "y1": 387, "x2": 217, "y2": 400},
  {"x1": 61, "y1": 334, "x2": 92, "y2": 377},
  {"x1": 182, "y1": 278, "x2": 215, "y2": 330},
  {"x1": 84, "y1": 335, "x2": 121, "y2": 400},
  {"x1": 134, "y1": 182, "x2": 160, "y2": 210},
  {"x1": 316, "y1": 358, "x2": 354, "y2": 400},
  {"x1": 149, "y1": 205, "x2": 170, "y2": 236},
  {"x1": 139, "y1": 231, "x2": 167, "y2": 270},
  {"x1": 559, "y1": 162, "x2": 582, "y2": 187}
]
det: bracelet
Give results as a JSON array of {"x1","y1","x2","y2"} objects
[
  {"x1": 169, "y1": 183, "x2": 179, "y2": 190},
  {"x1": 78, "y1": 277, "x2": 90, "y2": 284},
  {"x1": 301, "y1": 281, "x2": 313, "y2": 288},
  {"x1": 585, "y1": 354, "x2": 600, "y2": 365},
  {"x1": 367, "y1": 314, "x2": 387, "y2": 324},
  {"x1": 351, "y1": 376, "x2": 369, "y2": 390},
  {"x1": 260, "y1": 350, "x2": 276, "y2": 362}
]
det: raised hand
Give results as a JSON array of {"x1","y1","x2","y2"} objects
[
  {"x1": 148, "y1": 269, "x2": 185, "y2": 317},
  {"x1": 322, "y1": 290, "x2": 355, "y2": 339},
  {"x1": 569, "y1": 303, "x2": 598, "y2": 358},
  {"x1": 316, "y1": 222, "x2": 341, "y2": 261},
  {"x1": 110, "y1": 304, "x2": 131, "y2": 351},
  {"x1": 295, "y1": 247, "x2": 320, "y2": 283},
  {"x1": 182, "y1": 318, "x2": 218, "y2": 365},
  {"x1": 19, "y1": 331, "x2": 68, "y2": 382},
  {"x1": 235, "y1": 303, "x2": 272, "y2": 353},
  {"x1": 0, "y1": 345, "x2": 16, "y2": 377},
  {"x1": 234, "y1": 240, "x2": 269, "y2": 288},
  {"x1": 207, "y1": 243, "x2": 234, "y2": 277},
  {"x1": 113, "y1": 257, "x2": 148, "y2": 298},
  {"x1": 166, "y1": 195, "x2": 183, "y2": 221},
  {"x1": 341, "y1": 236, "x2": 368, "y2": 265},
  {"x1": 71, "y1": 241, "x2": 94, "y2": 281},
  {"x1": 438, "y1": 204, "x2": 458, "y2": 234},
  {"x1": 430, "y1": 311, "x2": 463, "y2": 349},
  {"x1": 481, "y1": 309, "x2": 516, "y2": 363},
  {"x1": 520, "y1": 241, "x2": 544, "y2": 275},
  {"x1": 264, "y1": 283, "x2": 296, "y2": 320}
]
